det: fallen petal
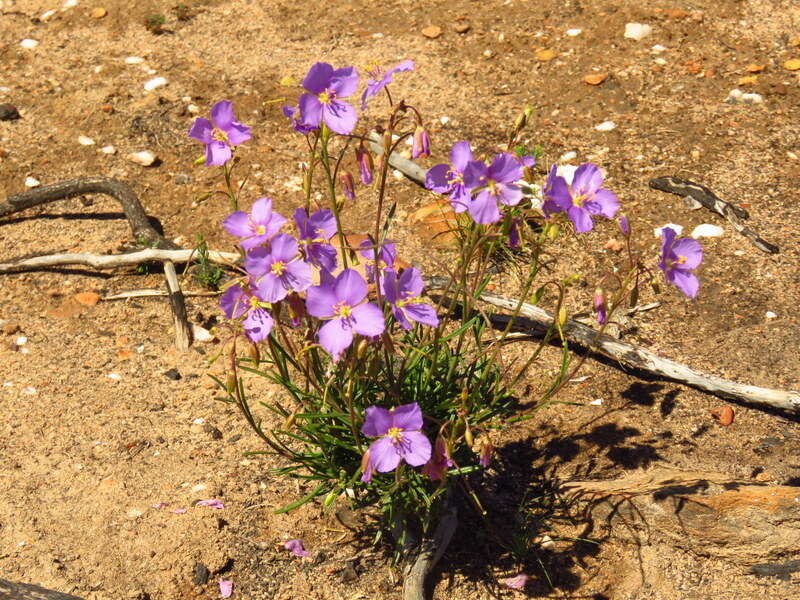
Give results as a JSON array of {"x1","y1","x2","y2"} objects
[
  {"x1": 283, "y1": 539, "x2": 310, "y2": 557},
  {"x1": 219, "y1": 578, "x2": 234, "y2": 598},
  {"x1": 172, "y1": 508, "x2": 188, "y2": 514},
  {"x1": 196, "y1": 499, "x2": 225, "y2": 509}
]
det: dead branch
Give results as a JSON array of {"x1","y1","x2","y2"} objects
[{"x1": 0, "y1": 578, "x2": 85, "y2": 600}]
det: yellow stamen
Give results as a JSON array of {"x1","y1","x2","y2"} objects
[{"x1": 271, "y1": 261, "x2": 287, "y2": 276}]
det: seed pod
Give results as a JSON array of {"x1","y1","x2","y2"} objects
[
  {"x1": 248, "y1": 342, "x2": 260, "y2": 368},
  {"x1": 558, "y1": 306, "x2": 568, "y2": 327}
]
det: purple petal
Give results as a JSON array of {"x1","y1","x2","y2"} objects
[
  {"x1": 404, "y1": 303, "x2": 439, "y2": 327},
  {"x1": 543, "y1": 171, "x2": 572, "y2": 210},
  {"x1": 497, "y1": 183, "x2": 523, "y2": 207},
  {"x1": 244, "y1": 247, "x2": 270, "y2": 277},
  {"x1": 306, "y1": 285, "x2": 338, "y2": 319},
  {"x1": 222, "y1": 211, "x2": 252, "y2": 238},
  {"x1": 206, "y1": 141, "x2": 231, "y2": 166},
  {"x1": 220, "y1": 285, "x2": 248, "y2": 319},
  {"x1": 298, "y1": 94, "x2": 323, "y2": 128},
  {"x1": 243, "y1": 308, "x2": 273, "y2": 342},
  {"x1": 309, "y1": 209, "x2": 336, "y2": 239},
  {"x1": 284, "y1": 260, "x2": 313, "y2": 292},
  {"x1": 329, "y1": 66, "x2": 359, "y2": 97},
  {"x1": 392, "y1": 305, "x2": 412, "y2": 330},
  {"x1": 368, "y1": 437, "x2": 403, "y2": 473},
  {"x1": 250, "y1": 197, "x2": 274, "y2": 225},
  {"x1": 335, "y1": 269, "x2": 368, "y2": 306},
  {"x1": 670, "y1": 270, "x2": 700, "y2": 298},
  {"x1": 619, "y1": 215, "x2": 630, "y2": 235},
  {"x1": 509, "y1": 218, "x2": 520, "y2": 248},
  {"x1": 188, "y1": 118, "x2": 213, "y2": 144},
  {"x1": 225, "y1": 122, "x2": 251, "y2": 146},
  {"x1": 309, "y1": 243, "x2": 338, "y2": 271},
  {"x1": 450, "y1": 141, "x2": 473, "y2": 171},
  {"x1": 303, "y1": 62, "x2": 333, "y2": 94},
  {"x1": 671, "y1": 238, "x2": 703, "y2": 269},
  {"x1": 322, "y1": 100, "x2": 357, "y2": 135},
  {"x1": 487, "y1": 153, "x2": 523, "y2": 184},
  {"x1": 589, "y1": 188, "x2": 620, "y2": 218},
  {"x1": 390, "y1": 402, "x2": 424, "y2": 431},
  {"x1": 501, "y1": 574, "x2": 529, "y2": 590},
  {"x1": 381, "y1": 269, "x2": 400, "y2": 304},
  {"x1": 318, "y1": 318, "x2": 354, "y2": 359},
  {"x1": 399, "y1": 268, "x2": 424, "y2": 297},
  {"x1": 362, "y1": 405, "x2": 393, "y2": 437},
  {"x1": 211, "y1": 100, "x2": 235, "y2": 129},
  {"x1": 469, "y1": 192, "x2": 502, "y2": 224},
  {"x1": 567, "y1": 205, "x2": 594, "y2": 233},
  {"x1": 351, "y1": 302, "x2": 386, "y2": 337},
  {"x1": 399, "y1": 431, "x2": 432, "y2": 467},
  {"x1": 425, "y1": 164, "x2": 451, "y2": 193},
  {"x1": 219, "y1": 578, "x2": 234, "y2": 598},
  {"x1": 255, "y1": 273, "x2": 288, "y2": 303},
  {"x1": 284, "y1": 539, "x2": 310, "y2": 557},
  {"x1": 463, "y1": 160, "x2": 488, "y2": 189},
  {"x1": 270, "y1": 233, "x2": 299, "y2": 261},
  {"x1": 571, "y1": 163, "x2": 603, "y2": 195},
  {"x1": 196, "y1": 499, "x2": 225, "y2": 509}
]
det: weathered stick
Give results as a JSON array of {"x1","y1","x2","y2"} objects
[
  {"x1": 402, "y1": 506, "x2": 458, "y2": 600},
  {"x1": 163, "y1": 261, "x2": 192, "y2": 350},
  {"x1": 0, "y1": 248, "x2": 239, "y2": 272},
  {"x1": 103, "y1": 289, "x2": 221, "y2": 300},
  {"x1": 0, "y1": 578, "x2": 85, "y2": 600},
  {"x1": 367, "y1": 132, "x2": 428, "y2": 186}
]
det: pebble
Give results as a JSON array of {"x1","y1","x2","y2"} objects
[
  {"x1": 741, "y1": 92, "x2": 764, "y2": 105},
  {"x1": 653, "y1": 223, "x2": 684, "y2": 237},
  {"x1": 565, "y1": 28, "x2": 582, "y2": 37},
  {"x1": 726, "y1": 89, "x2": 764, "y2": 105},
  {"x1": 20, "y1": 39, "x2": 39, "y2": 49},
  {"x1": 163, "y1": 368, "x2": 182, "y2": 381},
  {"x1": 15, "y1": 335, "x2": 27, "y2": 346},
  {"x1": 193, "y1": 563, "x2": 210, "y2": 586},
  {"x1": 653, "y1": 57, "x2": 667, "y2": 66},
  {"x1": 650, "y1": 44, "x2": 667, "y2": 54},
  {"x1": 77, "y1": 135, "x2": 95, "y2": 146},
  {"x1": 143, "y1": 76, "x2": 167, "y2": 91},
  {"x1": 63, "y1": 0, "x2": 78, "y2": 8},
  {"x1": 690, "y1": 224, "x2": 724, "y2": 238},
  {"x1": 0, "y1": 103, "x2": 20, "y2": 121},
  {"x1": 439, "y1": 115, "x2": 450, "y2": 125},
  {"x1": 595, "y1": 120, "x2": 616, "y2": 132},
  {"x1": 126, "y1": 508, "x2": 144, "y2": 520},
  {"x1": 174, "y1": 173, "x2": 191, "y2": 185},
  {"x1": 24, "y1": 176, "x2": 40, "y2": 188},
  {"x1": 589, "y1": 398, "x2": 603, "y2": 406},
  {"x1": 40, "y1": 9, "x2": 57, "y2": 21},
  {"x1": 421, "y1": 25, "x2": 442, "y2": 39},
  {"x1": 125, "y1": 56, "x2": 145, "y2": 64},
  {"x1": 187, "y1": 103, "x2": 200, "y2": 114},
  {"x1": 22, "y1": 386, "x2": 37, "y2": 395},
  {"x1": 191, "y1": 324, "x2": 216, "y2": 343},
  {"x1": 107, "y1": 373, "x2": 122, "y2": 381},
  {"x1": 127, "y1": 150, "x2": 158, "y2": 166},
  {"x1": 559, "y1": 151, "x2": 577, "y2": 162},
  {"x1": 454, "y1": 23, "x2": 470, "y2": 34},
  {"x1": 624, "y1": 23, "x2": 652, "y2": 41},
  {"x1": 765, "y1": 311, "x2": 777, "y2": 319},
  {"x1": 90, "y1": 7, "x2": 106, "y2": 18},
  {"x1": 100, "y1": 145, "x2": 116, "y2": 154}
]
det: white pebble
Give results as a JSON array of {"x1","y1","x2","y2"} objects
[
  {"x1": 126, "y1": 508, "x2": 144, "y2": 520},
  {"x1": 15, "y1": 335, "x2": 27, "y2": 346},
  {"x1": 483, "y1": 49, "x2": 493, "y2": 58},
  {"x1": 77, "y1": 135, "x2": 95, "y2": 146},
  {"x1": 191, "y1": 483, "x2": 208, "y2": 493},
  {"x1": 392, "y1": 169, "x2": 404, "y2": 180},
  {"x1": 125, "y1": 56, "x2": 145, "y2": 65},
  {"x1": 589, "y1": 398, "x2": 603, "y2": 406},
  {"x1": 787, "y1": 151, "x2": 798, "y2": 161},
  {"x1": 733, "y1": 250, "x2": 745, "y2": 256},
  {"x1": 127, "y1": 150, "x2": 158, "y2": 166},
  {"x1": 691, "y1": 224, "x2": 724, "y2": 238},
  {"x1": 741, "y1": 92, "x2": 764, "y2": 105},
  {"x1": 187, "y1": 104, "x2": 200, "y2": 114},
  {"x1": 106, "y1": 373, "x2": 122, "y2": 381},
  {"x1": 3, "y1": 382, "x2": 13, "y2": 388},
  {"x1": 143, "y1": 76, "x2": 167, "y2": 91},
  {"x1": 559, "y1": 151, "x2": 577, "y2": 162},
  {"x1": 595, "y1": 120, "x2": 616, "y2": 132},
  {"x1": 20, "y1": 39, "x2": 39, "y2": 49},
  {"x1": 565, "y1": 28, "x2": 582, "y2": 37},
  {"x1": 100, "y1": 145, "x2": 116, "y2": 154},
  {"x1": 725, "y1": 89, "x2": 744, "y2": 103},
  {"x1": 22, "y1": 386, "x2": 37, "y2": 395},
  {"x1": 192, "y1": 417, "x2": 205, "y2": 425},
  {"x1": 624, "y1": 23, "x2": 653, "y2": 41},
  {"x1": 650, "y1": 44, "x2": 667, "y2": 54},
  {"x1": 439, "y1": 115, "x2": 450, "y2": 125},
  {"x1": 539, "y1": 535, "x2": 556, "y2": 549},
  {"x1": 653, "y1": 57, "x2": 667, "y2": 66},
  {"x1": 654, "y1": 223, "x2": 684, "y2": 237},
  {"x1": 191, "y1": 324, "x2": 216, "y2": 343},
  {"x1": 93, "y1": 65, "x2": 103, "y2": 74},
  {"x1": 63, "y1": 0, "x2": 78, "y2": 7},
  {"x1": 40, "y1": 9, "x2": 57, "y2": 21},
  {"x1": 765, "y1": 311, "x2": 777, "y2": 319},
  {"x1": 25, "y1": 176, "x2": 40, "y2": 188}
]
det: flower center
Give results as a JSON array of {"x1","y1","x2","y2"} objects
[
  {"x1": 212, "y1": 128, "x2": 229, "y2": 144},
  {"x1": 333, "y1": 301, "x2": 352, "y2": 319},
  {"x1": 249, "y1": 295, "x2": 260, "y2": 310},
  {"x1": 572, "y1": 192, "x2": 590, "y2": 207},
  {"x1": 676, "y1": 254, "x2": 688, "y2": 265},
  {"x1": 318, "y1": 89, "x2": 337, "y2": 105},
  {"x1": 446, "y1": 168, "x2": 463, "y2": 186},
  {"x1": 487, "y1": 179, "x2": 500, "y2": 196},
  {"x1": 255, "y1": 224, "x2": 267, "y2": 236},
  {"x1": 270, "y1": 261, "x2": 287, "y2": 276},
  {"x1": 387, "y1": 427, "x2": 404, "y2": 443}
]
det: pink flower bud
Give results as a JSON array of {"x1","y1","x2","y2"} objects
[
  {"x1": 340, "y1": 171, "x2": 355, "y2": 201},
  {"x1": 618, "y1": 214, "x2": 630, "y2": 236},
  {"x1": 356, "y1": 143, "x2": 374, "y2": 184},
  {"x1": 412, "y1": 126, "x2": 430, "y2": 158},
  {"x1": 593, "y1": 288, "x2": 607, "y2": 325}
]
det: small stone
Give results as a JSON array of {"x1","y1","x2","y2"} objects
[
  {"x1": 20, "y1": 39, "x2": 39, "y2": 49},
  {"x1": 40, "y1": 9, "x2": 57, "y2": 21},
  {"x1": 193, "y1": 563, "x2": 210, "y2": 586},
  {"x1": 783, "y1": 58, "x2": 800, "y2": 71},
  {"x1": 15, "y1": 335, "x2": 27, "y2": 346},
  {"x1": 559, "y1": 151, "x2": 577, "y2": 162},
  {"x1": 653, "y1": 57, "x2": 667, "y2": 66},
  {"x1": 650, "y1": 44, "x2": 667, "y2": 54},
  {"x1": 127, "y1": 150, "x2": 158, "y2": 166},
  {"x1": 595, "y1": 120, "x2": 616, "y2": 131},
  {"x1": 690, "y1": 224, "x2": 724, "y2": 238},
  {"x1": 741, "y1": 92, "x2": 764, "y2": 104},
  {"x1": 100, "y1": 145, "x2": 116, "y2": 154},
  {"x1": 726, "y1": 88, "x2": 744, "y2": 103},
  {"x1": 143, "y1": 76, "x2": 167, "y2": 91},
  {"x1": 624, "y1": 23, "x2": 652, "y2": 41},
  {"x1": 90, "y1": 7, "x2": 106, "y2": 19},
  {"x1": 163, "y1": 368, "x2": 182, "y2": 381},
  {"x1": 0, "y1": 104, "x2": 20, "y2": 121},
  {"x1": 745, "y1": 64, "x2": 765, "y2": 73},
  {"x1": 483, "y1": 49, "x2": 493, "y2": 58},
  {"x1": 604, "y1": 238, "x2": 625, "y2": 252},
  {"x1": 101, "y1": 103, "x2": 114, "y2": 113},
  {"x1": 127, "y1": 508, "x2": 144, "y2": 520},
  {"x1": 709, "y1": 406, "x2": 734, "y2": 426},
  {"x1": 765, "y1": 311, "x2": 777, "y2": 319},
  {"x1": 589, "y1": 398, "x2": 603, "y2": 406},
  {"x1": 584, "y1": 73, "x2": 608, "y2": 86},
  {"x1": 421, "y1": 25, "x2": 442, "y2": 39},
  {"x1": 22, "y1": 386, "x2": 37, "y2": 396},
  {"x1": 536, "y1": 48, "x2": 556, "y2": 61},
  {"x1": 204, "y1": 423, "x2": 223, "y2": 440},
  {"x1": 74, "y1": 291, "x2": 101, "y2": 306},
  {"x1": 125, "y1": 56, "x2": 145, "y2": 64},
  {"x1": 25, "y1": 176, "x2": 40, "y2": 188},
  {"x1": 77, "y1": 135, "x2": 95, "y2": 146},
  {"x1": 107, "y1": 373, "x2": 122, "y2": 381},
  {"x1": 63, "y1": 0, "x2": 78, "y2": 8},
  {"x1": 174, "y1": 173, "x2": 191, "y2": 185},
  {"x1": 191, "y1": 324, "x2": 216, "y2": 343},
  {"x1": 187, "y1": 103, "x2": 200, "y2": 114},
  {"x1": 566, "y1": 28, "x2": 582, "y2": 37},
  {"x1": 454, "y1": 23, "x2": 470, "y2": 34}
]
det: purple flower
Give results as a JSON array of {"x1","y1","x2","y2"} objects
[
  {"x1": 245, "y1": 234, "x2": 313, "y2": 303},
  {"x1": 299, "y1": 62, "x2": 359, "y2": 135},
  {"x1": 358, "y1": 238, "x2": 396, "y2": 283},
  {"x1": 360, "y1": 59, "x2": 415, "y2": 110},
  {"x1": 223, "y1": 197, "x2": 287, "y2": 250},
  {"x1": 412, "y1": 126, "x2": 430, "y2": 159},
  {"x1": 658, "y1": 226, "x2": 703, "y2": 298},
  {"x1": 508, "y1": 217, "x2": 521, "y2": 248},
  {"x1": 360, "y1": 403, "x2": 432, "y2": 482},
  {"x1": 220, "y1": 285, "x2": 275, "y2": 343},
  {"x1": 356, "y1": 143, "x2": 374, "y2": 184},
  {"x1": 306, "y1": 269, "x2": 386, "y2": 359},
  {"x1": 284, "y1": 539, "x2": 310, "y2": 558},
  {"x1": 593, "y1": 289, "x2": 607, "y2": 325},
  {"x1": 421, "y1": 436, "x2": 454, "y2": 481},
  {"x1": 188, "y1": 100, "x2": 251, "y2": 166},
  {"x1": 425, "y1": 141, "x2": 474, "y2": 212},
  {"x1": 479, "y1": 439, "x2": 493, "y2": 468},
  {"x1": 500, "y1": 574, "x2": 530, "y2": 590},
  {"x1": 381, "y1": 268, "x2": 439, "y2": 330},
  {"x1": 294, "y1": 208, "x2": 337, "y2": 271},
  {"x1": 619, "y1": 214, "x2": 630, "y2": 236},
  {"x1": 282, "y1": 104, "x2": 317, "y2": 134},
  {"x1": 463, "y1": 153, "x2": 524, "y2": 224},
  {"x1": 542, "y1": 163, "x2": 620, "y2": 233}
]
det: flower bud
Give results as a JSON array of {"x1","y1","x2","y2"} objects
[
  {"x1": 558, "y1": 305, "x2": 568, "y2": 327},
  {"x1": 287, "y1": 292, "x2": 306, "y2": 327},
  {"x1": 479, "y1": 439, "x2": 494, "y2": 468},
  {"x1": 249, "y1": 341, "x2": 261, "y2": 367},
  {"x1": 618, "y1": 214, "x2": 630, "y2": 236},
  {"x1": 508, "y1": 217, "x2": 521, "y2": 249},
  {"x1": 412, "y1": 126, "x2": 430, "y2": 159},
  {"x1": 226, "y1": 373, "x2": 237, "y2": 394},
  {"x1": 593, "y1": 288, "x2": 607, "y2": 325},
  {"x1": 356, "y1": 143, "x2": 374, "y2": 185},
  {"x1": 464, "y1": 423, "x2": 474, "y2": 447},
  {"x1": 547, "y1": 222, "x2": 560, "y2": 241},
  {"x1": 340, "y1": 171, "x2": 355, "y2": 202}
]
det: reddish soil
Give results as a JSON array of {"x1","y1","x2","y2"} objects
[{"x1": 1, "y1": 1, "x2": 798, "y2": 599}]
